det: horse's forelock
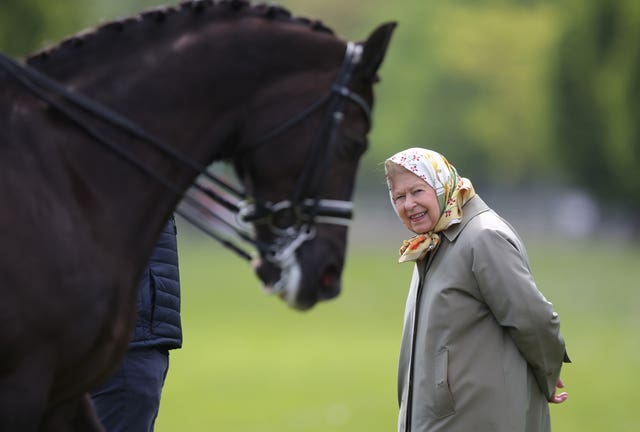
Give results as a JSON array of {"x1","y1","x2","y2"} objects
[{"x1": 28, "y1": 0, "x2": 336, "y2": 65}]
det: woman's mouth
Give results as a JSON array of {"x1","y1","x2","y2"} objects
[{"x1": 410, "y1": 211, "x2": 426, "y2": 222}]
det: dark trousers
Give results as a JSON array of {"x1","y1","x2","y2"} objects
[{"x1": 91, "y1": 347, "x2": 169, "y2": 432}]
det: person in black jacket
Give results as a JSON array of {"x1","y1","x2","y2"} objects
[{"x1": 91, "y1": 216, "x2": 182, "y2": 431}]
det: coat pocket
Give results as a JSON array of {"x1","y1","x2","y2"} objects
[{"x1": 433, "y1": 348, "x2": 455, "y2": 419}]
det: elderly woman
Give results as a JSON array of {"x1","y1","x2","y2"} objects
[{"x1": 384, "y1": 148, "x2": 570, "y2": 432}]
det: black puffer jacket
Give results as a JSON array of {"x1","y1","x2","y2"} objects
[{"x1": 130, "y1": 216, "x2": 182, "y2": 350}]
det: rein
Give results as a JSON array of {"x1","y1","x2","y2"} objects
[
  {"x1": 0, "y1": 41, "x2": 369, "y2": 275},
  {"x1": 0, "y1": 53, "x2": 258, "y2": 257}
]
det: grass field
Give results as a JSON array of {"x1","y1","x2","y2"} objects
[{"x1": 155, "y1": 235, "x2": 640, "y2": 431}]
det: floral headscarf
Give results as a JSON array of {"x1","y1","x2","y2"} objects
[{"x1": 385, "y1": 148, "x2": 476, "y2": 263}]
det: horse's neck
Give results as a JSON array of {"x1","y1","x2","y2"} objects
[
  {"x1": 26, "y1": 29, "x2": 252, "y2": 262},
  {"x1": 37, "y1": 54, "x2": 225, "y2": 257},
  {"x1": 41, "y1": 36, "x2": 245, "y2": 158}
]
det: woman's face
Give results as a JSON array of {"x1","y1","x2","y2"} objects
[{"x1": 390, "y1": 168, "x2": 441, "y2": 234}]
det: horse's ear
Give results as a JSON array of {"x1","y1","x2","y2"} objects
[{"x1": 356, "y1": 22, "x2": 397, "y2": 81}]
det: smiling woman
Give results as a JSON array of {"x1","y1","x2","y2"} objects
[{"x1": 383, "y1": 147, "x2": 570, "y2": 432}]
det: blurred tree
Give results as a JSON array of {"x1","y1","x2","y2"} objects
[
  {"x1": 278, "y1": 0, "x2": 370, "y2": 40},
  {"x1": 0, "y1": 0, "x2": 90, "y2": 57},
  {"x1": 552, "y1": 0, "x2": 640, "y2": 221},
  {"x1": 361, "y1": 1, "x2": 563, "y2": 186}
]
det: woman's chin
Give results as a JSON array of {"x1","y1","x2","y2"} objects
[{"x1": 411, "y1": 223, "x2": 432, "y2": 233}]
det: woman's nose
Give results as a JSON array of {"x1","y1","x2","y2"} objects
[{"x1": 404, "y1": 195, "x2": 416, "y2": 209}]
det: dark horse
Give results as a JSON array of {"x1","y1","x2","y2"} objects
[{"x1": 0, "y1": 1, "x2": 394, "y2": 430}]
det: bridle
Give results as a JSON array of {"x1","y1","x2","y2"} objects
[
  {"x1": 232, "y1": 42, "x2": 369, "y2": 280},
  {"x1": 0, "y1": 41, "x2": 370, "y2": 288}
]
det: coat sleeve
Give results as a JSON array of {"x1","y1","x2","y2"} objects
[{"x1": 470, "y1": 225, "x2": 567, "y2": 400}]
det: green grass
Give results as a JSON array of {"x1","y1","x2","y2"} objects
[{"x1": 155, "y1": 238, "x2": 640, "y2": 431}]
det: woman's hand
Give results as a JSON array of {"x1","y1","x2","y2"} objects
[{"x1": 549, "y1": 378, "x2": 568, "y2": 404}]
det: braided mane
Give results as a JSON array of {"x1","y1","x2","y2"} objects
[{"x1": 28, "y1": 0, "x2": 335, "y2": 64}]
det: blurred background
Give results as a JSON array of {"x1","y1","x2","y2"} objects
[{"x1": 2, "y1": 0, "x2": 638, "y2": 430}]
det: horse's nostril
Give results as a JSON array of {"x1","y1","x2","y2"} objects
[
  {"x1": 322, "y1": 269, "x2": 335, "y2": 288},
  {"x1": 319, "y1": 265, "x2": 340, "y2": 300}
]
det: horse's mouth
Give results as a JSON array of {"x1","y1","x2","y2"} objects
[{"x1": 252, "y1": 257, "x2": 341, "y2": 310}]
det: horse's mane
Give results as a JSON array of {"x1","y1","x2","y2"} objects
[{"x1": 27, "y1": 0, "x2": 335, "y2": 65}]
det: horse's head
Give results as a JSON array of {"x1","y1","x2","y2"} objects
[
  {"x1": 16, "y1": 1, "x2": 395, "y2": 311},
  {"x1": 233, "y1": 22, "x2": 395, "y2": 310}
]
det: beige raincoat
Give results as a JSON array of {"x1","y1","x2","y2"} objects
[{"x1": 397, "y1": 195, "x2": 568, "y2": 432}]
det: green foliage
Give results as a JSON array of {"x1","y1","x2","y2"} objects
[
  {"x1": 282, "y1": 0, "x2": 571, "y2": 186},
  {"x1": 0, "y1": 0, "x2": 89, "y2": 57},
  {"x1": 363, "y1": 1, "x2": 564, "y2": 184},
  {"x1": 155, "y1": 237, "x2": 640, "y2": 431},
  {"x1": 0, "y1": 0, "x2": 169, "y2": 57},
  {"x1": 552, "y1": 0, "x2": 640, "y2": 210}
]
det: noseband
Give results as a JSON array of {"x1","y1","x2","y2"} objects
[{"x1": 0, "y1": 41, "x2": 370, "y2": 286}]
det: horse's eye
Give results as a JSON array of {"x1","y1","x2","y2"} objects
[{"x1": 339, "y1": 129, "x2": 368, "y2": 159}]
